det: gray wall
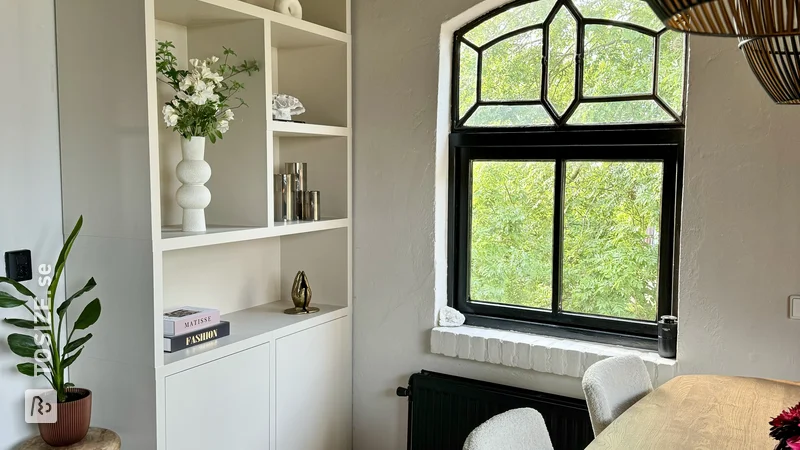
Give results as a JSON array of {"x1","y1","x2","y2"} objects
[
  {"x1": 0, "y1": 0, "x2": 64, "y2": 448},
  {"x1": 677, "y1": 35, "x2": 800, "y2": 378},
  {"x1": 352, "y1": 1, "x2": 800, "y2": 450}
]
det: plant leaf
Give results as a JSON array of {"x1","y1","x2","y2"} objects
[
  {"x1": 64, "y1": 382, "x2": 75, "y2": 388},
  {"x1": 73, "y1": 299, "x2": 101, "y2": 330},
  {"x1": 0, "y1": 277, "x2": 36, "y2": 298},
  {"x1": 62, "y1": 347, "x2": 83, "y2": 369},
  {"x1": 17, "y1": 363, "x2": 48, "y2": 377},
  {"x1": 66, "y1": 277, "x2": 96, "y2": 303},
  {"x1": 3, "y1": 318, "x2": 35, "y2": 329},
  {"x1": 64, "y1": 333, "x2": 92, "y2": 355},
  {"x1": 49, "y1": 216, "x2": 83, "y2": 304},
  {"x1": 8, "y1": 333, "x2": 38, "y2": 358},
  {"x1": 0, "y1": 291, "x2": 27, "y2": 308},
  {"x1": 57, "y1": 278, "x2": 96, "y2": 318}
]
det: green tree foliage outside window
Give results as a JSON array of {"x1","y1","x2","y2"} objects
[
  {"x1": 457, "y1": 0, "x2": 685, "y2": 127},
  {"x1": 458, "y1": 0, "x2": 684, "y2": 322}
]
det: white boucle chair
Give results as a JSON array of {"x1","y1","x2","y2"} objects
[
  {"x1": 581, "y1": 354, "x2": 653, "y2": 436},
  {"x1": 462, "y1": 408, "x2": 554, "y2": 450}
]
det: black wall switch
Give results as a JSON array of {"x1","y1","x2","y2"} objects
[{"x1": 5, "y1": 250, "x2": 33, "y2": 282}]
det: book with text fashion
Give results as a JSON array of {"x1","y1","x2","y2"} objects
[
  {"x1": 163, "y1": 321, "x2": 230, "y2": 353},
  {"x1": 163, "y1": 306, "x2": 220, "y2": 337}
]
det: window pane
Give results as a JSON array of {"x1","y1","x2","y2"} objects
[
  {"x1": 562, "y1": 161, "x2": 663, "y2": 321},
  {"x1": 547, "y1": 6, "x2": 577, "y2": 116},
  {"x1": 482, "y1": 29, "x2": 543, "y2": 101},
  {"x1": 464, "y1": 0, "x2": 556, "y2": 47},
  {"x1": 459, "y1": 42, "x2": 478, "y2": 119},
  {"x1": 567, "y1": 100, "x2": 673, "y2": 124},
  {"x1": 657, "y1": 31, "x2": 686, "y2": 115},
  {"x1": 465, "y1": 105, "x2": 553, "y2": 127},
  {"x1": 572, "y1": 0, "x2": 664, "y2": 31},
  {"x1": 583, "y1": 25, "x2": 654, "y2": 98},
  {"x1": 470, "y1": 161, "x2": 555, "y2": 309}
]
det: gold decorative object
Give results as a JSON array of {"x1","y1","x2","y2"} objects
[
  {"x1": 643, "y1": 0, "x2": 800, "y2": 37},
  {"x1": 284, "y1": 270, "x2": 319, "y2": 315}
]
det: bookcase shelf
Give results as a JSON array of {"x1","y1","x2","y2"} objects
[
  {"x1": 271, "y1": 121, "x2": 349, "y2": 138},
  {"x1": 155, "y1": 0, "x2": 263, "y2": 25},
  {"x1": 56, "y1": 0, "x2": 351, "y2": 445},
  {"x1": 161, "y1": 301, "x2": 348, "y2": 376},
  {"x1": 271, "y1": 20, "x2": 348, "y2": 48},
  {"x1": 156, "y1": 0, "x2": 350, "y2": 42},
  {"x1": 159, "y1": 218, "x2": 349, "y2": 251}
]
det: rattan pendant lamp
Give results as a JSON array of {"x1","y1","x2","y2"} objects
[
  {"x1": 739, "y1": 35, "x2": 800, "y2": 104},
  {"x1": 643, "y1": 0, "x2": 800, "y2": 36},
  {"x1": 643, "y1": 0, "x2": 800, "y2": 104}
]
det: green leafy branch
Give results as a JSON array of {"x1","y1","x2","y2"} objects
[{"x1": 156, "y1": 41, "x2": 259, "y2": 143}]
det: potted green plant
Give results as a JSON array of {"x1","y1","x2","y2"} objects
[{"x1": 0, "y1": 216, "x2": 101, "y2": 446}]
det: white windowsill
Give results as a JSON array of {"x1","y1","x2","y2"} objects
[{"x1": 431, "y1": 326, "x2": 677, "y2": 385}]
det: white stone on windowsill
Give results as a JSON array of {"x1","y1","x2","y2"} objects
[{"x1": 431, "y1": 326, "x2": 677, "y2": 386}]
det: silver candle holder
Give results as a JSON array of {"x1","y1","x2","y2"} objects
[
  {"x1": 284, "y1": 162, "x2": 306, "y2": 220},
  {"x1": 274, "y1": 163, "x2": 322, "y2": 222},
  {"x1": 274, "y1": 173, "x2": 294, "y2": 221},
  {"x1": 302, "y1": 191, "x2": 320, "y2": 221}
]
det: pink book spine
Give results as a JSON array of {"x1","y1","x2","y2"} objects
[{"x1": 173, "y1": 310, "x2": 221, "y2": 336}]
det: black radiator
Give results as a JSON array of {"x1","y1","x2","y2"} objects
[{"x1": 397, "y1": 370, "x2": 593, "y2": 450}]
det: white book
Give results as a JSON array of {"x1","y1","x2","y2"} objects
[{"x1": 163, "y1": 306, "x2": 220, "y2": 337}]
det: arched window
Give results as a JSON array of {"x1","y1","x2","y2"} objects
[
  {"x1": 447, "y1": 0, "x2": 686, "y2": 346},
  {"x1": 453, "y1": 0, "x2": 686, "y2": 128}
]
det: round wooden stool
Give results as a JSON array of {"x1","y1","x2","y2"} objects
[{"x1": 19, "y1": 428, "x2": 121, "y2": 450}]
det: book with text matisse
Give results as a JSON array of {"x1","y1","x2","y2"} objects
[{"x1": 163, "y1": 306, "x2": 220, "y2": 337}]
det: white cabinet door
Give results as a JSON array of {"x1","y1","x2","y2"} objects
[
  {"x1": 275, "y1": 317, "x2": 352, "y2": 450},
  {"x1": 165, "y1": 343, "x2": 270, "y2": 450}
]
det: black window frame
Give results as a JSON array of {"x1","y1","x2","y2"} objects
[
  {"x1": 452, "y1": 0, "x2": 686, "y2": 129},
  {"x1": 447, "y1": 0, "x2": 687, "y2": 350},
  {"x1": 448, "y1": 129, "x2": 683, "y2": 349}
]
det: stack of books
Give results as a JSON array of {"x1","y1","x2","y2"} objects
[{"x1": 163, "y1": 306, "x2": 230, "y2": 353}]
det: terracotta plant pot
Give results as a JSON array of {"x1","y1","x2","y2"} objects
[{"x1": 38, "y1": 388, "x2": 92, "y2": 446}]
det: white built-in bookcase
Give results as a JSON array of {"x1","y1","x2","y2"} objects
[{"x1": 55, "y1": 0, "x2": 351, "y2": 448}]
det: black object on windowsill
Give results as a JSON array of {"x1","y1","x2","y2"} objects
[
  {"x1": 658, "y1": 315, "x2": 678, "y2": 359},
  {"x1": 274, "y1": 119, "x2": 306, "y2": 123}
]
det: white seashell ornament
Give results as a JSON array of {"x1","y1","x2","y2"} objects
[{"x1": 272, "y1": 94, "x2": 306, "y2": 121}]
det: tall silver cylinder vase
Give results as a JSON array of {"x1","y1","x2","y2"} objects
[
  {"x1": 274, "y1": 173, "x2": 295, "y2": 221},
  {"x1": 284, "y1": 162, "x2": 307, "y2": 220}
]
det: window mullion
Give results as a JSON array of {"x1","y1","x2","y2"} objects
[
  {"x1": 551, "y1": 159, "x2": 566, "y2": 315},
  {"x1": 657, "y1": 152, "x2": 679, "y2": 319},
  {"x1": 451, "y1": 40, "x2": 461, "y2": 130},
  {"x1": 476, "y1": 50, "x2": 483, "y2": 104},
  {"x1": 560, "y1": 19, "x2": 584, "y2": 125},
  {"x1": 653, "y1": 30, "x2": 661, "y2": 97}
]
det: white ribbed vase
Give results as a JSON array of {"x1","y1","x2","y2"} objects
[{"x1": 176, "y1": 137, "x2": 211, "y2": 232}]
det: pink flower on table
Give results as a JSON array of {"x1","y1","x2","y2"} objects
[
  {"x1": 770, "y1": 402, "x2": 800, "y2": 448},
  {"x1": 787, "y1": 436, "x2": 800, "y2": 450},
  {"x1": 771, "y1": 404, "x2": 800, "y2": 428}
]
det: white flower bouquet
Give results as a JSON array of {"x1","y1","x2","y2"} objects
[{"x1": 156, "y1": 41, "x2": 259, "y2": 143}]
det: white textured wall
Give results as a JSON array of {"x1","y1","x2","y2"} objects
[
  {"x1": 0, "y1": 0, "x2": 63, "y2": 448},
  {"x1": 353, "y1": 2, "x2": 800, "y2": 450},
  {"x1": 678, "y1": 35, "x2": 800, "y2": 378},
  {"x1": 353, "y1": 1, "x2": 580, "y2": 449}
]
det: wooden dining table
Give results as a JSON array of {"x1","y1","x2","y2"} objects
[{"x1": 586, "y1": 374, "x2": 800, "y2": 449}]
